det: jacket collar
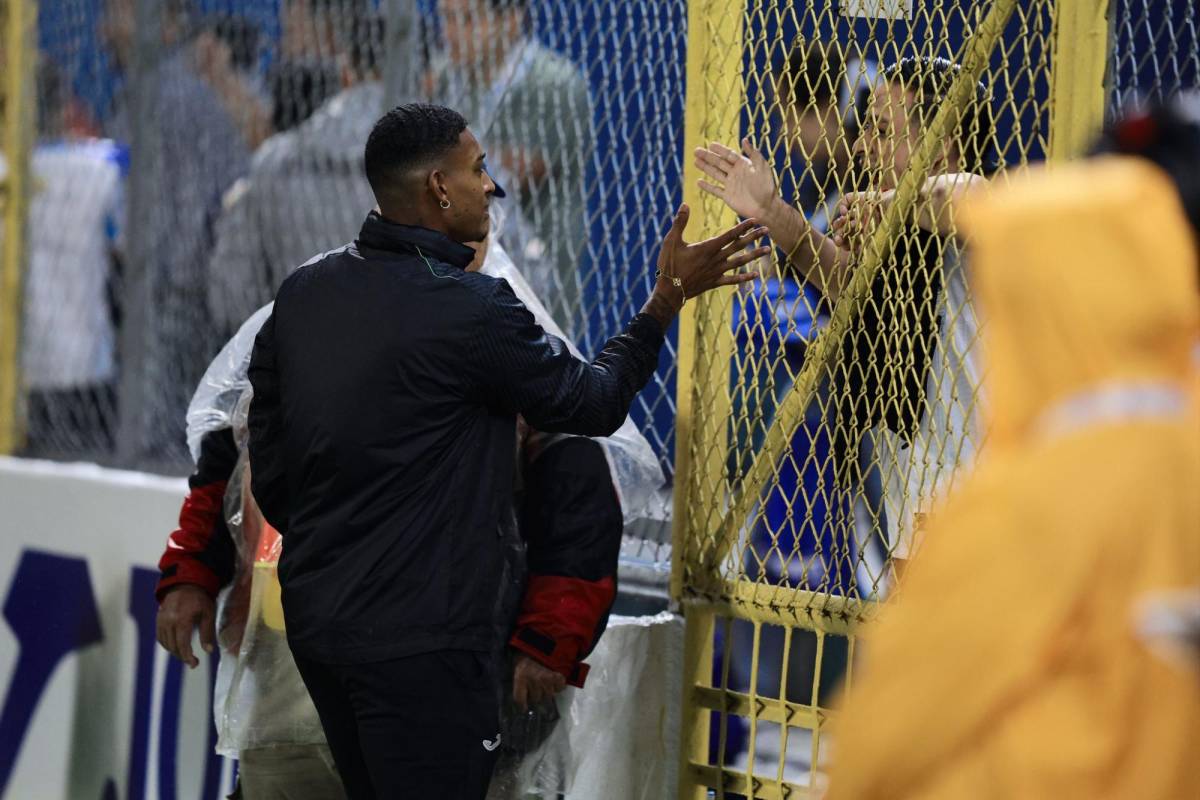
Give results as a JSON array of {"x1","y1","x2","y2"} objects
[{"x1": 355, "y1": 210, "x2": 475, "y2": 269}]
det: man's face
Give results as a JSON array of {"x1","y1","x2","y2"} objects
[
  {"x1": 440, "y1": 129, "x2": 497, "y2": 242},
  {"x1": 774, "y1": 74, "x2": 843, "y2": 167},
  {"x1": 441, "y1": 0, "x2": 501, "y2": 69},
  {"x1": 281, "y1": 0, "x2": 339, "y2": 61},
  {"x1": 853, "y1": 79, "x2": 923, "y2": 191}
]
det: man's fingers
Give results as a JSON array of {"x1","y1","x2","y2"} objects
[
  {"x1": 174, "y1": 619, "x2": 198, "y2": 668},
  {"x1": 709, "y1": 141, "x2": 740, "y2": 163},
  {"x1": 741, "y1": 137, "x2": 767, "y2": 167},
  {"x1": 716, "y1": 271, "x2": 760, "y2": 287},
  {"x1": 706, "y1": 218, "x2": 760, "y2": 250},
  {"x1": 838, "y1": 190, "x2": 864, "y2": 209},
  {"x1": 158, "y1": 614, "x2": 178, "y2": 661},
  {"x1": 663, "y1": 203, "x2": 690, "y2": 246},
  {"x1": 724, "y1": 246, "x2": 772, "y2": 270},
  {"x1": 199, "y1": 606, "x2": 217, "y2": 657},
  {"x1": 693, "y1": 150, "x2": 730, "y2": 181},
  {"x1": 696, "y1": 180, "x2": 725, "y2": 200},
  {"x1": 513, "y1": 675, "x2": 529, "y2": 710},
  {"x1": 720, "y1": 225, "x2": 769, "y2": 254},
  {"x1": 156, "y1": 613, "x2": 171, "y2": 652}
]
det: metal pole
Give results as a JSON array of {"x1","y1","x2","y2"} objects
[
  {"x1": 0, "y1": 0, "x2": 36, "y2": 454},
  {"x1": 382, "y1": 0, "x2": 422, "y2": 111},
  {"x1": 1048, "y1": 0, "x2": 1111, "y2": 161},
  {"x1": 114, "y1": 0, "x2": 164, "y2": 465},
  {"x1": 674, "y1": 3, "x2": 744, "y2": 797}
]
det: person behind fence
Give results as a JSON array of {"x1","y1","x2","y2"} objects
[
  {"x1": 773, "y1": 37, "x2": 876, "y2": 234},
  {"x1": 242, "y1": 103, "x2": 764, "y2": 799},
  {"x1": 430, "y1": 0, "x2": 593, "y2": 335},
  {"x1": 695, "y1": 56, "x2": 993, "y2": 580},
  {"x1": 13, "y1": 61, "x2": 125, "y2": 458},
  {"x1": 204, "y1": 2, "x2": 571, "y2": 345},
  {"x1": 204, "y1": 1, "x2": 384, "y2": 341},
  {"x1": 101, "y1": 0, "x2": 266, "y2": 460},
  {"x1": 827, "y1": 94, "x2": 1200, "y2": 800},
  {"x1": 718, "y1": 38, "x2": 879, "y2": 759},
  {"x1": 155, "y1": 218, "x2": 659, "y2": 797},
  {"x1": 268, "y1": 0, "x2": 369, "y2": 133}
]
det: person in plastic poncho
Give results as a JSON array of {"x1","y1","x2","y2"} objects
[
  {"x1": 827, "y1": 104, "x2": 1200, "y2": 799},
  {"x1": 154, "y1": 215, "x2": 663, "y2": 798}
]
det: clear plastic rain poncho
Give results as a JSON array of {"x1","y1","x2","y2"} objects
[{"x1": 184, "y1": 225, "x2": 664, "y2": 765}]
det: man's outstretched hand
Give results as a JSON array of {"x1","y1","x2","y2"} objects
[
  {"x1": 156, "y1": 584, "x2": 216, "y2": 669},
  {"x1": 641, "y1": 204, "x2": 769, "y2": 328},
  {"x1": 694, "y1": 138, "x2": 780, "y2": 222}
]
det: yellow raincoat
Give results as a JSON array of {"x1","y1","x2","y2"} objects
[{"x1": 826, "y1": 157, "x2": 1200, "y2": 800}]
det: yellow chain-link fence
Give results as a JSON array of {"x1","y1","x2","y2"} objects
[{"x1": 667, "y1": 0, "x2": 1181, "y2": 797}]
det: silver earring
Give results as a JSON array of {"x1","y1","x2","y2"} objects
[{"x1": 440, "y1": 199, "x2": 451, "y2": 209}]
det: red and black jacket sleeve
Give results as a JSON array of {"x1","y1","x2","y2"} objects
[
  {"x1": 154, "y1": 427, "x2": 240, "y2": 603},
  {"x1": 509, "y1": 436, "x2": 623, "y2": 688}
]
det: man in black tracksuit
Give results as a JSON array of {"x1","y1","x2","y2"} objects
[{"x1": 246, "y1": 102, "x2": 768, "y2": 799}]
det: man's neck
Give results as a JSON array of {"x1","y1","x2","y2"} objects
[{"x1": 377, "y1": 207, "x2": 453, "y2": 238}]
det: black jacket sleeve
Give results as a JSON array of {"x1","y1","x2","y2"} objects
[
  {"x1": 247, "y1": 309, "x2": 291, "y2": 532},
  {"x1": 474, "y1": 279, "x2": 664, "y2": 437}
]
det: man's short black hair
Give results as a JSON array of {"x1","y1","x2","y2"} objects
[
  {"x1": 486, "y1": 0, "x2": 527, "y2": 10},
  {"x1": 776, "y1": 38, "x2": 845, "y2": 109},
  {"x1": 882, "y1": 56, "x2": 996, "y2": 174},
  {"x1": 364, "y1": 103, "x2": 469, "y2": 200}
]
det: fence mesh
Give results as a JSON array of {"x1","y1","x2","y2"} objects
[
  {"x1": 1108, "y1": 0, "x2": 1199, "y2": 114},
  {"x1": 9, "y1": 0, "x2": 686, "y2": 581}
]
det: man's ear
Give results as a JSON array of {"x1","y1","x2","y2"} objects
[{"x1": 427, "y1": 169, "x2": 449, "y2": 206}]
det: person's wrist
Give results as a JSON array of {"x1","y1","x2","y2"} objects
[
  {"x1": 642, "y1": 279, "x2": 683, "y2": 330},
  {"x1": 759, "y1": 194, "x2": 790, "y2": 228},
  {"x1": 160, "y1": 582, "x2": 213, "y2": 603}
]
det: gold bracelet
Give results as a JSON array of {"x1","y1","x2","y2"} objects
[{"x1": 654, "y1": 268, "x2": 686, "y2": 307}]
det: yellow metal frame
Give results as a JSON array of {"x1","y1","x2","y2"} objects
[
  {"x1": 674, "y1": 1, "x2": 745, "y2": 797},
  {"x1": 0, "y1": 0, "x2": 34, "y2": 454},
  {"x1": 671, "y1": 0, "x2": 746, "y2": 605},
  {"x1": 1048, "y1": 0, "x2": 1111, "y2": 162}
]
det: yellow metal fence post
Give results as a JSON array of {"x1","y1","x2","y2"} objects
[
  {"x1": 672, "y1": 0, "x2": 746, "y2": 603},
  {"x1": 1048, "y1": 0, "x2": 1111, "y2": 162},
  {"x1": 674, "y1": 0, "x2": 745, "y2": 796},
  {"x1": 0, "y1": 0, "x2": 35, "y2": 454}
]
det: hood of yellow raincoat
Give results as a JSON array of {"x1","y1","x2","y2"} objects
[{"x1": 960, "y1": 156, "x2": 1200, "y2": 446}]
